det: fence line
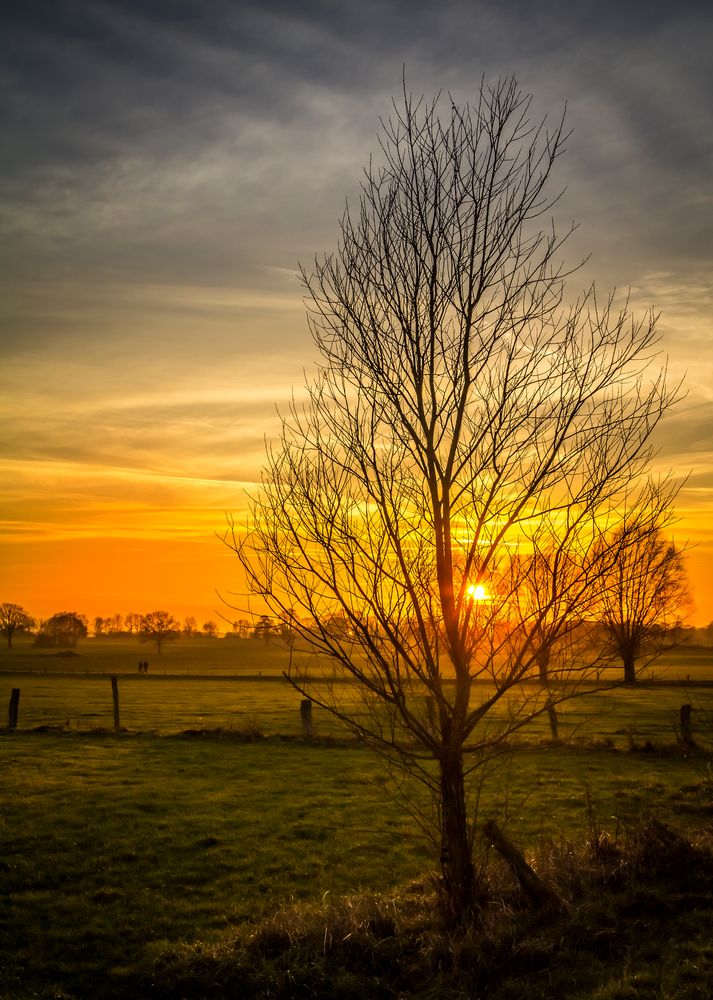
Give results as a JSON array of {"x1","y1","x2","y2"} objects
[{"x1": 3, "y1": 674, "x2": 713, "y2": 748}]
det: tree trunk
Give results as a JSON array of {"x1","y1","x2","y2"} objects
[
  {"x1": 439, "y1": 746, "x2": 478, "y2": 924},
  {"x1": 546, "y1": 697, "x2": 559, "y2": 740},
  {"x1": 537, "y1": 650, "x2": 559, "y2": 739},
  {"x1": 623, "y1": 649, "x2": 636, "y2": 684}
]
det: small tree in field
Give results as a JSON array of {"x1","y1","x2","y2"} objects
[
  {"x1": 139, "y1": 611, "x2": 180, "y2": 654},
  {"x1": 600, "y1": 528, "x2": 690, "y2": 683},
  {"x1": 38, "y1": 611, "x2": 88, "y2": 648},
  {"x1": 233, "y1": 78, "x2": 680, "y2": 923},
  {"x1": 183, "y1": 616, "x2": 198, "y2": 637},
  {"x1": 0, "y1": 603, "x2": 35, "y2": 648}
]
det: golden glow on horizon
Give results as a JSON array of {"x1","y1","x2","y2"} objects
[
  {"x1": 1, "y1": 460, "x2": 713, "y2": 626},
  {"x1": 1, "y1": 295, "x2": 712, "y2": 627}
]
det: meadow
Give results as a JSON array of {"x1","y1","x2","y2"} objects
[
  {"x1": 1, "y1": 635, "x2": 713, "y2": 745},
  {"x1": 2, "y1": 637, "x2": 713, "y2": 998}
]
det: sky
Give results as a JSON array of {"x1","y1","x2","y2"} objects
[{"x1": 1, "y1": 0, "x2": 712, "y2": 629}]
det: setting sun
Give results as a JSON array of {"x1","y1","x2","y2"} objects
[{"x1": 466, "y1": 583, "x2": 488, "y2": 601}]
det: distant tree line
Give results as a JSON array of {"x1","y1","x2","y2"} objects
[
  {"x1": 0, "y1": 604, "x2": 221, "y2": 652},
  {"x1": 1, "y1": 546, "x2": 705, "y2": 674}
]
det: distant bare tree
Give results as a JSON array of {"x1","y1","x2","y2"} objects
[
  {"x1": 39, "y1": 611, "x2": 88, "y2": 648},
  {"x1": 183, "y1": 616, "x2": 198, "y2": 637},
  {"x1": 106, "y1": 613, "x2": 124, "y2": 635},
  {"x1": 600, "y1": 527, "x2": 690, "y2": 683},
  {"x1": 139, "y1": 611, "x2": 180, "y2": 653},
  {"x1": 124, "y1": 612, "x2": 142, "y2": 635},
  {"x1": 233, "y1": 78, "x2": 680, "y2": 923},
  {"x1": 0, "y1": 603, "x2": 35, "y2": 648},
  {"x1": 202, "y1": 620, "x2": 218, "y2": 636},
  {"x1": 503, "y1": 548, "x2": 609, "y2": 740},
  {"x1": 252, "y1": 615, "x2": 275, "y2": 644},
  {"x1": 229, "y1": 619, "x2": 250, "y2": 639}
]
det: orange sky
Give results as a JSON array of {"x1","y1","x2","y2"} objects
[
  {"x1": 1, "y1": 310, "x2": 711, "y2": 630},
  {"x1": 2, "y1": 466, "x2": 711, "y2": 630},
  {"x1": 2, "y1": 4, "x2": 712, "y2": 629}
]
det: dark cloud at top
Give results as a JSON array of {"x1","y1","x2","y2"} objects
[
  {"x1": 1, "y1": 0, "x2": 711, "y2": 345},
  {"x1": 4, "y1": 0, "x2": 709, "y2": 171}
]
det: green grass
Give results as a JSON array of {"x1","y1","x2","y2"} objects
[
  {"x1": 130, "y1": 818, "x2": 713, "y2": 1000},
  {"x1": 3, "y1": 634, "x2": 713, "y2": 681},
  {"x1": 2, "y1": 667, "x2": 713, "y2": 746},
  {"x1": 0, "y1": 634, "x2": 294, "y2": 676},
  {"x1": 2, "y1": 638, "x2": 713, "y2": 997},
  {"x1": 2, "y1": 729, "x2": 713, "y2": 998},
  {"x1": 3, "y1": 638, "x2": 712, "y2": 745},
  {"x1": 1, "y1": 734, "x2": 424, "y2": 998},
  {"x1": 0, "y1": 672, "x2": 358, "y2": 735}
]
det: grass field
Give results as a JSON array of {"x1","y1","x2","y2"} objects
[
  {"x1": 0, "y1": 634, "x2": 295, "y2": 676},
  {"x1": 2, "y1": 637, "x2": 713, "y2": 745},
  {"x1": 2, "y1": 729, "x2": 713, "y2": 999},
  {"x1": 3, "y1": 638, "x2": 713, "y2": 998},
  {"x1": 3, "y1": 634, "x2": 713, "y2": 681},
  {"x1": 3, "y1": 673, "x2": 713, "y2": 747}
]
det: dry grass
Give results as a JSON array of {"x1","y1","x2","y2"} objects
[{"x1": 118, "y1": 818, "x2": 713, "y2": 1000}]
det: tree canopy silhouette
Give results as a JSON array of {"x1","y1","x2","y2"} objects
[
  {"x1": 39, "y1": 611, "x2": 88, "y2": 648},
  {"x1": 233, "y1": 77, "x2": 680, "y2": 923},
  {"x1": 0, "y1": 603, "x2": 35, "y2": 649},
  {"x1": 139, "y1": 610, "x2": 180, "y2": 653},
  {"x1": 600, "y1": 528, "x2": 690, "y2": 683}
]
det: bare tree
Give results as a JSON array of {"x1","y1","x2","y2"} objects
[
  {"x1": 37, "y1": 611, "x2": 88, "y2": 648},
  {"x1": 599, "y1": 527, "x2": 690, "y2": 683},
  {"x1": 202, "y1": 620, "x2": 218, "y2": 636},
  {"x1": 0, "y1": 603, "x2": 35, "y2": 649},
  {"x1": 233, "y1": 78, "x2": 680, "y2": 923},
  {"x1": 106, "y1": 613, "x2": 124, "y2": 635},
  {"x1": 252, "y1": 615, "x2": 275, "y2": 644},
  {"x1": 139, "y1": 611, "x2": 180, "y2": 654},
  {"x1": 502, "y1": 547, "x2": 609, "y2": 740},
  {"x1": 125, "y1": 612, "x2": 142, "y2": 635}
]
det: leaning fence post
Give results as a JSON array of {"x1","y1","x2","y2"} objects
[
  {"x1": 300, "y1": 699, "x2": 313, "y2": 738},
  {"x1": 8, "y1": 688, "x2": 20, "y2": 730},
  {"x1": 110, "y1": 676, "x2": 120, "y2": 732},
  {"x1": 482, "y1": 819, "x2": 567, "y2": 911}
]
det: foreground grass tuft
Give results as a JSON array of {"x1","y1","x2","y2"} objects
[{"x1": 120, "y1": 820, "x2": 713, "y2": 1000}]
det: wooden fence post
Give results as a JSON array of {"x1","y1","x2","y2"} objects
[
  {"x1": 424, "y1": 695, "x2": 436, "y2": 726},
  {"x1": 300, "y1": 699, "x2": 313, "y2": 738},
  {"x1": 680, "y1": 703, "x2": 695, "y2": 750},
  {"x1": 546, "y1": 696, "x2": 559, "y2": 741},
  {"x1": 110, "y1": 676, "x2": 120, "y2": 732},
  {"x1": 8, "y1": 688, "x2": 20, "y2": 730}
]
